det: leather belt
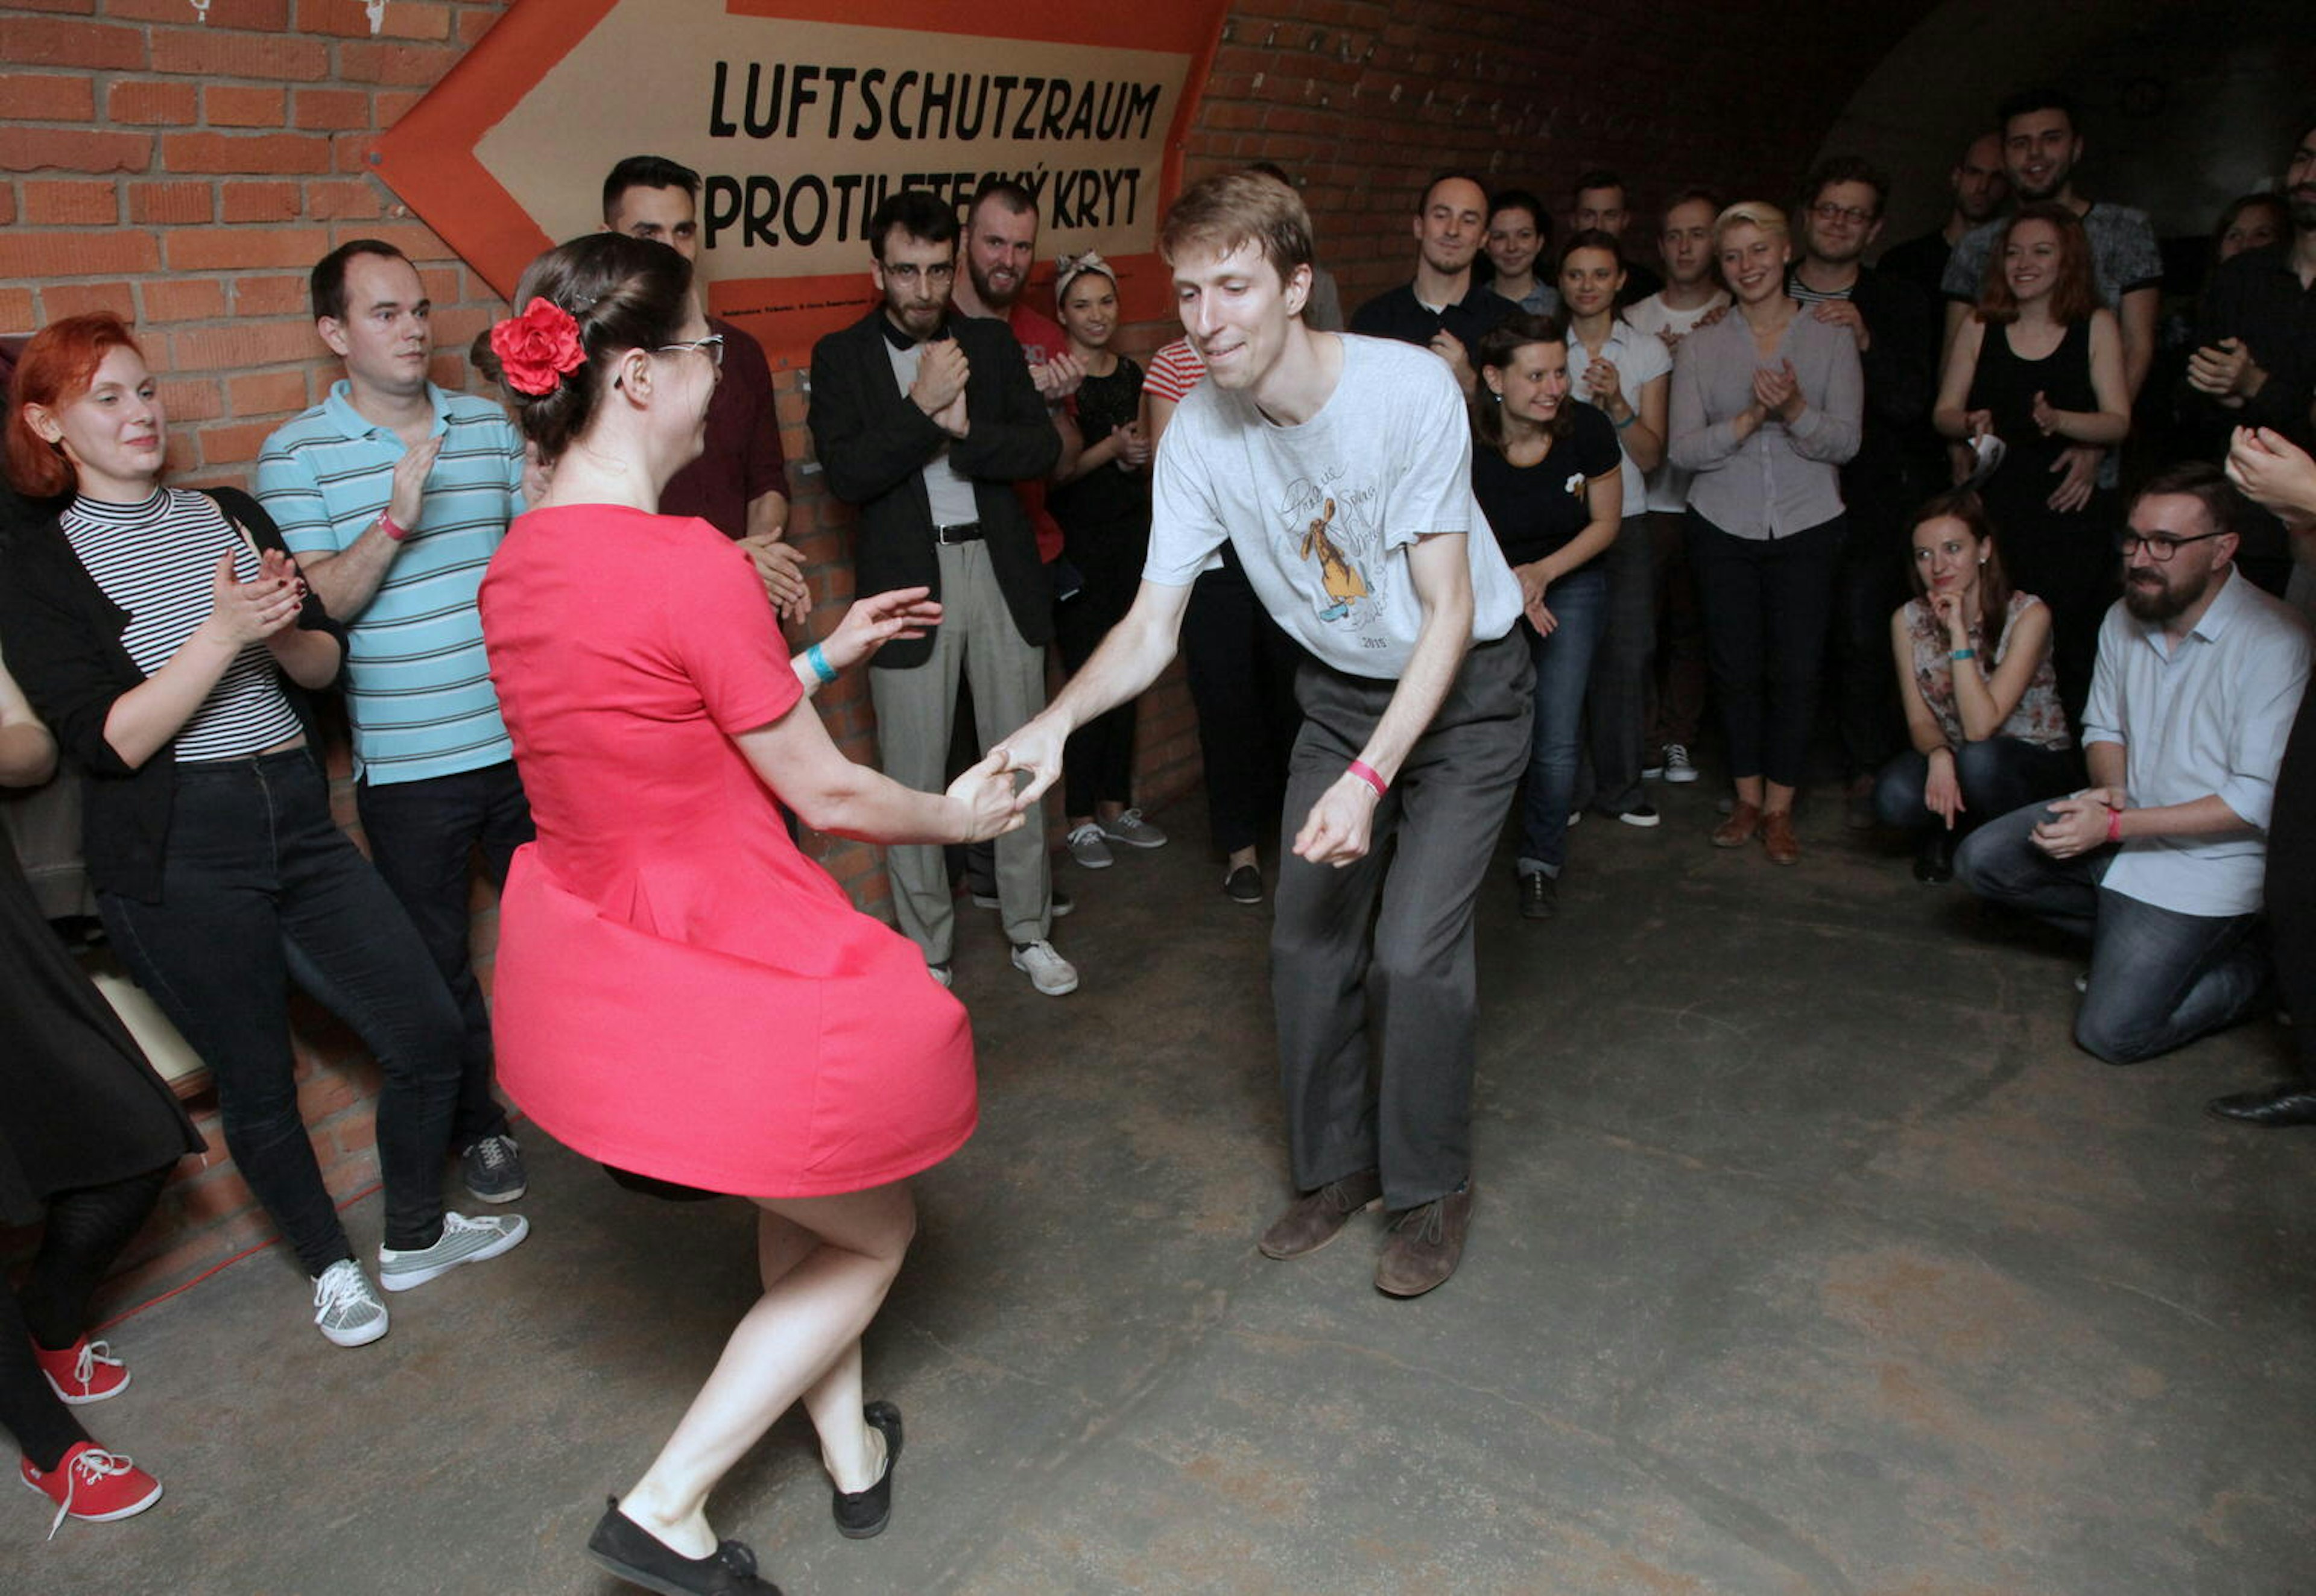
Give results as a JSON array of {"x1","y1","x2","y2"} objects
[{"x1": 934, "y1": 522, "x2": 983, "y2": 544}]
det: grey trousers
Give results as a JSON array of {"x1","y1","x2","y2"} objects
[
  {"x1": 1271, "y1": 632, "x2": 1532, "y2": 1212},
  {"x1": 870, "y1": 541, "x2": 1051, "y2": 961}
]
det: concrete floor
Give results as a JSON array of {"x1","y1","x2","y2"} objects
[{"x1": 10, "y1": 783, "x2": 2311, "y2": 1595}]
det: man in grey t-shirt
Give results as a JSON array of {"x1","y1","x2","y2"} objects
[{"x1": 995, "y1": 171, "x2": 1530, "y2": 1299}]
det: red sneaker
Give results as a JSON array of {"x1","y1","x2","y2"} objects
[
  {"x1": 20, "y1": 1443, "x2": 162, "y2": 1538},
  {"x1": 31, "y1": 1336, "x2": 130, "y2": 1405}
]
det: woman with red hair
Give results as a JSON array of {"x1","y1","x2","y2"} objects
[
  {"x1": 1934, "y1": 202, "x2": 2130, "y2": 725},
  {"x1": 1, "y1": 314, "x2": 526, "y2": 1355}
]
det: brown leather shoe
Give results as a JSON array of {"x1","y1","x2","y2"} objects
[
  {"x1": 1710, "y1": 801, "x2": 1762, "y2": 848},
  {"x1": 1762, "y1": 809, "x2": 1800, "y2": 865},
  {"x1": 1374, "y1": 1183, "x2": 1475, "y2": 1298},
  {"x1": 1257, "y1": 1169, "x2": 1382, "y2": 1260}
]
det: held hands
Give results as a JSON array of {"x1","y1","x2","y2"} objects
[
  {"x1": 1516, "y1": 563, "x2": 1555, "y2": 636},
  {"x1": 944, "y1": 750, "x2": 1032, "y2": 844},
  {"x1": 738, "y1": 533, "x2": 810, "y2": 623},
  {"x1": 911, "y1": 338, "x2": 971, "y2": 422},
  {"x1": 2030, "y1": 792, "x2": 2120, "y2": 859},
  {"x1": 2045, "y1": 445, "x2": 2100, "y2": 513},
  {"x1": 819, "y1": 587, "x2": 942, "y2": 675},
  {"x1": 1293, "y1": 771, "x2": 1381, "y2": 867},
  {"x1": 388, "y1": 435, "x2": 443, "y2": 532},
  {"x1": 1812, "y1": 298, "x2": 1871, "y2": 352},
  {"x1": 987, "y1": 719, "x2": 1065, "y2": 807},
  {"x1": 1030, "y1": 351, "x2": 1086, "y2": 403},
  {"x1": 1922, "y1": 748, "x2": 1964, "y2": 830},
  {"x1": 206, "y1": 549, "x2": 303, "y2": 647},
  {"x1": 2226, "y1": 426, "x2": 2316, "y2": 529}
]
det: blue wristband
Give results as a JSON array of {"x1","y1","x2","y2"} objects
[
  {"x1": 1949, "y1": 648, "x2": 1975, "y2": 661},
  {"x1": 806, "y1": 643, "x2": 838, "y2": 685}
]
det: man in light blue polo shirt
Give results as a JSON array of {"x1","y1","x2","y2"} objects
[
  {"x1": 1955, "y1": 462, "x2": 2312, "y2": 1065},
  {"x1": 258, "y1": 238, "x2": 533, "y2": 1204}
]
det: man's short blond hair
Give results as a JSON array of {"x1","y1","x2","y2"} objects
[
  {"x1": 1713, "y1": 200, "x2": 1791, "y2": 250},
  {"x1": 1158, "y1": 170, "x2": 1314, "y2": 287}
]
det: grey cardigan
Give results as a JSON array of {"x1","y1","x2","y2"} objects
[{"x1": 1668, "y1": 307, "x2": 1862, "y2": 538}]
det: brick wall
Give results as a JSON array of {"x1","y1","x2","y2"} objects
[{"x1": 2, "y1": 0, "x2": 1933, "y2": 1305}]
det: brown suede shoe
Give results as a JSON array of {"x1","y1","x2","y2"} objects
[
  {"x1": 1373, "y1": 1183, "x2": 1475, "y2": 1298},
  {"x1": 1710, "y1": 801, "x2": 1762, "y2": 848},
  {"x1": 1762, "y1": 809, "x2": 1800, "y2": 865},
  {"x1": 1257, "y1": 1169, "x2": 1383, "y2": 1260}
]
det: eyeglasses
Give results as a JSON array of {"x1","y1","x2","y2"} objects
[
  {"x1": 2114, "y1": 529, "x2": 2224, "y2": 561},
  {"x1": 656, "y1": 334, "x2": 725, "y2": 368},
  {"x1": 1810, "y1": 203, "x2": 1876, "y2": 226}
]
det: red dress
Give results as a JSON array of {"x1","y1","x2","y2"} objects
[{"x1": 478, "y1": 505, "x2": 976, "y2": 1196}]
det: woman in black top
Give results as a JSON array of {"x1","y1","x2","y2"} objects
[
  {"x1": 1, "y1": 314, "x2": 526, "y2": 1353},
  {"x1": 1046, "y1": 253, "x2": 1165, "y2": 868},
  {"x1": 1934, "y1": 203, "x2": 2129, "y2": 724},
  {"x1": 1470, "y1": 312, "x2": 1625, "y2": 918}
]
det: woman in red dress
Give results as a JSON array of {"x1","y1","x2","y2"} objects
[{"x1": 475, "y1": 235, "x2": 1026, "y2": 1595}]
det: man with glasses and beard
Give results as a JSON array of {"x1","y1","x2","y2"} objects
[{"x1": 1954, "y1": 464, "x2": 2311, "y2": 1065}]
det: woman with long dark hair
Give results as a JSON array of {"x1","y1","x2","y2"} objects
[
  {"x1": 1, "y1": 314, "x2": 524, "y2": 1353},
  {"x1": 1934, "y1": 201, "x2": 2129, "y2": 724},
  {"x1": 1470, "y1": 312, "x2": 1622, "y2": 917},
  {"x1": 472, "y1": 233, "x2": 1024, "y2": 1594},
  {"x1": 1875, "y1": 491, "x2": 2073, "y2": 882}
]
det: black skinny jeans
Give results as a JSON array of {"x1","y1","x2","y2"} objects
[
  {"x1": 1686, "y1": 511, "x2": 1845, "y2": 789},
  {"x1": 1181, "y1": 557, "x2": 1303, "y2": 857},
  {"x1": 99, "y1": 750, "x2": 463, "y2": 1275}
]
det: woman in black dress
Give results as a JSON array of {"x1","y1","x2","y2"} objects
[
  {"x1": 1934, "y1": 202, "x2": 2130, "y2": 725},
  {"x1": 0, "y1": 653, "x2": 200, "y2": 1536}
]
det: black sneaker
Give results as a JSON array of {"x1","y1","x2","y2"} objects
[
  {"x1": 1223, "y1": 864, "x2": 1262, "y2": 904},
  {"x1": 1612, "y1": 803, "x2": 1661, "y2": 828},
  {"x1": 1517, "y1": 871, "x2": 1555, "y2": 919},
  {"x1": 831, "y1": 1402, "x2": 903, "y2": 1539},
  {"x1": 586, "y1": 1498, "x2": 782, "y2": 1594},
  {"x1": 461, "y1": 1133, "x2": 527, "y2": 1204}
]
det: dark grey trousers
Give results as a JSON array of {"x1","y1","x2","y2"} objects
[{"x1": 1271, "y1": 632, "x2": 1532, "y2": 1211}]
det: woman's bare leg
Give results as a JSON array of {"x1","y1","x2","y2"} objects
[
  {"x1": 615, "y1": 1182, "x2": 917, "y2": 1557},
  {"x1": 1764, "y1": 778, "x2": 1797, "y2": 816},
  {"x1": 1734, "y1": 774, "x2": 1766, "y2": 810}
]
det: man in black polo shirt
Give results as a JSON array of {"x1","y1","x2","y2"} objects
[
  {"x1": 1349, "y1": 170, "x2": 1512, "y2": 397},
  {"x1": 1876, "y1": 131, "x2": 2010, "y2": 308}
]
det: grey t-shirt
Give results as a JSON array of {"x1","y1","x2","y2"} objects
[
  {"x1": 1145, "y1": 335, "x2": 1523, "y2": 679},
  {"x1": 1939, "y1": 200, "x2": 2163, "y2": 310}
]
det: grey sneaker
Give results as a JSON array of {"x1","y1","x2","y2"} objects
[
  {"x1": 1662, "y1": 744, "x2": 1699, "y2": 783},
  {"x1": 1066, "y1": 822, "x2": 1114, "y2": 869},
  {"x1": 311, "y1": 1259, "x2": 389, "y2": 1348},
  {"x1": 461, "y1": 1133, "x2": 527, "y2": 1204},
  {"x1": 1099, "y1": 807, "x2": 1168, "y2": 849},
  {"x1": 378, "y1": 1211, "x2": 529, "y2": 1293},
  {"x1": 928, "y1": 962, "x2": 953, "y2": 989},
  {"x1": 1010, "y1": 939, "x2": 1079, "y2": 996}
]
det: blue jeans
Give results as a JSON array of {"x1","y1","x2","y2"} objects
[
  {"x1": 1953, "y1": 801, "x2": 2270, "y2": 1064},
  {"x1": 1873, "y1": 739, "x2": 2079, "y2": 836},
  {"x1": 1517, "y1": 567, "x2": 1609, "y2": 874},
  {"x1": 356, "y1": 760, "x2": 534, "y2": 1147},
  {"x1": 100, "y1": 750, "x2": 464, "y2": 1272}
]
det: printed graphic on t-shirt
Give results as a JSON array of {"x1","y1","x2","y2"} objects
[{"x1": 1276, "y1": 470, "x2": 1387, "y2": 634}]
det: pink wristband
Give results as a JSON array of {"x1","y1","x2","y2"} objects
[
  {"x1": 1347, "y1": 759, "x2": 1387, "y2": 798},
  {"x1": 2106, "y1": 806, "x2": 2123, "y2": 845},
  {"x1": 378, "y1": 511, "x2": 410, "y2": 543}
]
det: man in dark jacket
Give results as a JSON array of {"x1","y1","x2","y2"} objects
[{"x1": 807, "y1": 190, "x2": 1074, "y2": 994}]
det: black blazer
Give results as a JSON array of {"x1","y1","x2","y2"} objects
[
  {"x1": 0, "y1": 487, "x2": 346, "y2": 903},
  {"x1": 807, "y1": 308, "x2": 1061, "y2": 669}
]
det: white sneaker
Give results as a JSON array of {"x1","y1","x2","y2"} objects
[
  {"x1": 311, "y1": 1259, "x2": 389, "y2": 1348},
  {"x1": 1662, "y1": 744, "x2": 1699, "y2": 784},
  {"x1": 1010, "y1": 939, "x2": 1079, "y2": 996},
  {"x1": 1066, "y1": 822, "x2": 1114, "y2": 869},
  {"x1": 1099, "y1": 807, "x2": 1168, "y2": 849},
  {"x1": 377, "y1": 1210, "x2": 529, "y2": 1293}
]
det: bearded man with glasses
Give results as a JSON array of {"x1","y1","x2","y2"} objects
[{"x1": 1953, "y1": 462, "x2": 2311, "y2": 1065}]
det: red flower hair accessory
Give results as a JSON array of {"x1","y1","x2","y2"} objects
[{"x1": 490, "y1": 298, "x2": 586, "y2": 396}]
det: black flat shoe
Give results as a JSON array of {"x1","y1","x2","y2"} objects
[
  {"x1": 2205, "y1": 1085, "x2": 2316, "y2": 1128},
  {"x1": 1517, "y1": 871, "x2": 1555, "y2": 920},
  {"x1": 587, "y1": 1498, "x2": 781, "y2": 1595},
  {"x1": 1913, "y1": 831, "x2": 1955, "y2": 884},
  {"x1": 832, "y1": 1401, "x2": 903, "y2": 1539}
]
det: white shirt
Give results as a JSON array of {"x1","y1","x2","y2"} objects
[
  {"x1": 1563, "y1": 319, "x2": 1672, "y2": 519},
  {"x1": 1145, "y1": 335, "x2": 1522, "y2": 679},
  {"x1": 1625, "y1": 290, "x2": 1731, "y2": 512},
  {"x1": 2084, "y1": 567, "x2": 2312, "y2": 916}
]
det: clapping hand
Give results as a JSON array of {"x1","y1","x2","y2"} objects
[
  {"x1": 1114, "y1": 420, "x2": 1153, "y2": 471},
  {"x1": 1751, "y1": 358, "x2": 1802, "y2": 423},
  {"x1": 388, "y1": 435, "x2": 443, "y2": 532},
  {"x1": 818, "y1": 587, "x2": 942, "y2": 675},
  {"x1": 206, "y1": 550, "x2": 303, "y2": 646},
  {"x1": 2227, "y1": 426, "x2": 2316, "y2": 529},
  {"x1": 1031, "y1": 350, "x2": 1086, "y2": 403}
]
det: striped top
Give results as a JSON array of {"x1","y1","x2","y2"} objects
[
  {"x1": 60, "y1": 488, "x2": 303, "y2": 762},
  {"x1": 257, "y1": 381, "x2": 524, "y2": 785}
]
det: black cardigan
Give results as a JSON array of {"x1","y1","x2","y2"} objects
[{"x1": 0, "y1": 486, "x2": 347, "y2": 904}]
